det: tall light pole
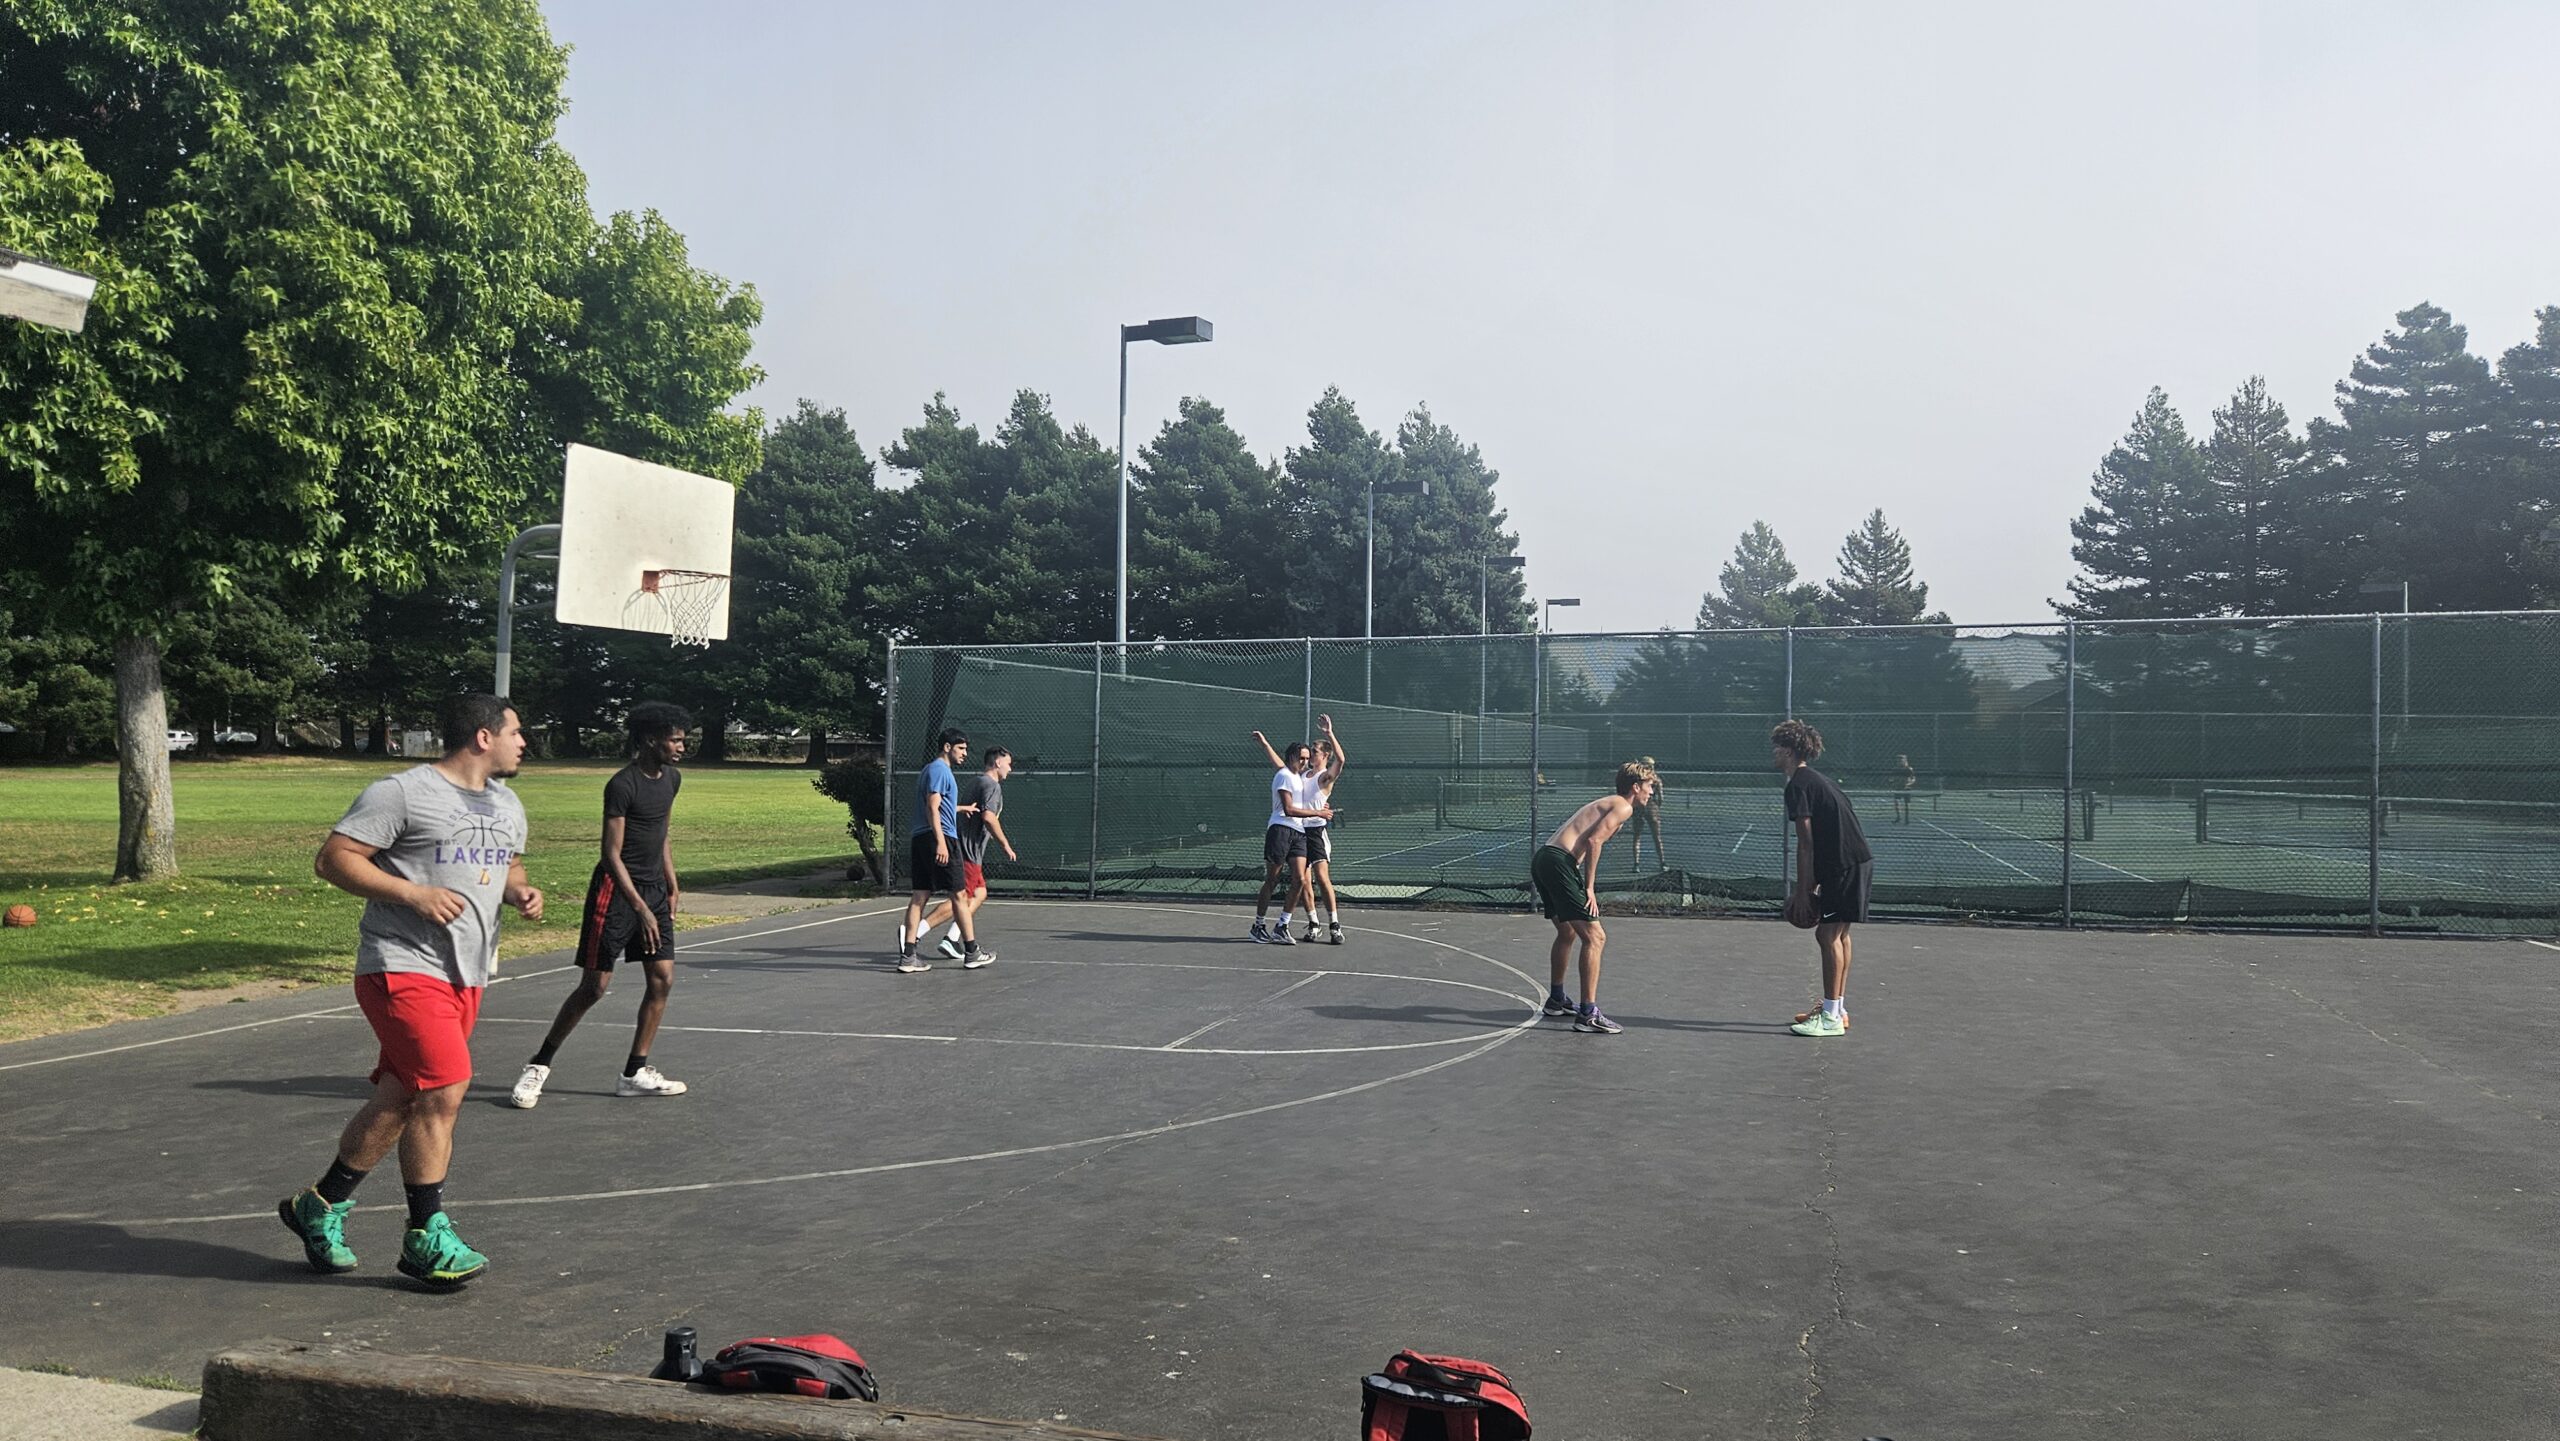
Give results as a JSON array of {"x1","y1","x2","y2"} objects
[
  {"x1": 1480, "y1": 554, "x2": 1526, "y2": 717},
  {"x1": 1116, "y1": 316, "x2": 1213, "y2": 665},
  {"x1": 1364, "y1": 476, "x2": 1429, "y2": 702},
  {"x1": 1544, "y1": 597, "x2": 1581, "y2": 633},
  {"x1": 2360, "y1": 579, "x2": 2410, "y2": 740}
]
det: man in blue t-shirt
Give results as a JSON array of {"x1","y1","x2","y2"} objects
[{"x1": 899, "y1": 727, "x2": 983, "y2": 972}]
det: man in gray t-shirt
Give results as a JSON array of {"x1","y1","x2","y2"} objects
[
  {"x1": 277, "y1": 695, "x2": 542, "y2": 1292},
  {"x1": 921, "y1": 748, "x2": 1017, "y2": 965},
  {"x1": 334, "y1": 763, "x2": 532, "y2": 989}
]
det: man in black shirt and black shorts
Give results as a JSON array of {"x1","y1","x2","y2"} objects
[
  {"x1": 1775, "y1": 719, "x2": 1872, "y2": 1038},
  {"x1": 510, "y1": 702, "x2": 694, "y2": 1106}
]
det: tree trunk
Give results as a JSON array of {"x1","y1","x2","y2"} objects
[
  {"x1": 850, "y1": 820, "x2": 884, "y2": 886},
  {"x1": 806, "y1": 726, "x2": 829, "y2": 766},
  {"x1": 114, "y1": 632, "x2": 178, "y2": 882},
  {"x1": 339, "y1": 712, "x2": 356, "y2": 751},
  {"x1": 368, "y1": 709, "x2": 389, "y2": 756},
  {"x1": 695, "y1": 705, "x2": 728, "y2": 763}
]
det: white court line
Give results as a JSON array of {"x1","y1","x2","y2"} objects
[
  {"x1": 0, "y1": 905, "x2": 906, "y2": 1075},
  {"x1": 94, "y1": 903, "x2": 1546, "y2": 1227},
  {"x1": 2526, "y1": 939, "x2": 2560, "y2": 953},
  {"x1": 679, "y1": 902, "x2": 909, "y2": 951},
  {"x1": 1164, "y1": 970, "x2": 1329, "y2": 1049},
  {"x1": 1730, "y1": 824, "x2": 1752, "y2": 855},
  {"x1": 1974, "y1": 818, "x2": 2157, "y2": 883},
  {"x1": 2103, "y1": 809, "x2": 2495, "y2": 892},
  {"x1": 1919, "y1": 819, "x2": 2043, "y2": 881}
]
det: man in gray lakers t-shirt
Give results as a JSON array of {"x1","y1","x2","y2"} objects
[
  {"x1": 337, "y1": 760, "x2": 531, "y2": 988},
  {"x1": 277, "y1": 695, "x2": 542, "y2": 1291}
]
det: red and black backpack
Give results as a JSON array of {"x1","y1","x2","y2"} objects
[
  {"x1": 706, "y1": 1334, "x2": 880, "y2": 1402},
  {"x1": 1361, "y1": 1351, "x2": 1530, "y2": 1441}
]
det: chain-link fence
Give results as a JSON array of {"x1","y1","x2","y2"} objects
[{"x1": 886, "y1": 614, "x2": 2560, "y2": 935}]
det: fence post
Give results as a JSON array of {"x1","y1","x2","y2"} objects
[
  {"x1": 2062, "y1": 622, "x2": 2076, "y2": 927},
  {"x1": 882, "y1": 638, "x2": 897, "y2": 892},
  {"x1": 2369, "y1": 614, "x2": 2382, "y2": 936},
  {"x1": 1783, "y1": 627, "x2": 1795, "y2": 717},
  {"x1": 1090, "y1": 642, "x2": 1104, "y2": 901},
  {"x1": 1529, "y1": 628, "x2": 1543, "y2": 863},
  {"x1": 1304, "y1": 638, "x2": 1314, "y2": 741}
]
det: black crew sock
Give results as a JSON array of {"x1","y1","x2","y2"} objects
[
  {"x1": 404, "y1": 1180, "x2": 445, "y2": 1229},
  {"x1": 314, "y1": 1158, "x2": 368, "y2": 1205},
  {"x1": 624, "y1": 1052, "x2": 648, "y2": 1078},
  {"x1": 963, "y1": 939, "x2": 978, "y2": 956},
  {"x1": 530, "y1": 1040, "x2": 560, "y2": 1067}
]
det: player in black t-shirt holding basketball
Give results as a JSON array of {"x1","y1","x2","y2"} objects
[
  {"x1": 510, "y1": 703, "x2": 694, "y2": 1108},
  {"x1": 1775, "y1": 719, "x2": 1872, "y2": 1038}
]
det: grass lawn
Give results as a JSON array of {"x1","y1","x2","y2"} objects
[{"x1": 0, "y1": 757, "x2": 867, "y2": 1042}]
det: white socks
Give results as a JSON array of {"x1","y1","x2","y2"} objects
[
  {"x1": 945, "y1": 923, "x2": 961, "y2": 941},
  {"x1": 1822, "y1": 997, "x2": 1845, "y2": 1019}
]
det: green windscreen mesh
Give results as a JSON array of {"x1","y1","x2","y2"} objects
[{"x1": 888, "y1": 618, "x2": 2560, "y2": 935}]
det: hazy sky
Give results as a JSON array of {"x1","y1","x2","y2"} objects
[{"x1": 543, "y1": 1, "x2": 2560, "y2": 635}]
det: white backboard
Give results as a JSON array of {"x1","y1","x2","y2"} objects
[{"x1": 555, "y1": 444, "x2": 736, "y2": 641}]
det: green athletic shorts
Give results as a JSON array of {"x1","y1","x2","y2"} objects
[{"x1": 1530, "y1": 844, "x2": 1596, "y2": 922}]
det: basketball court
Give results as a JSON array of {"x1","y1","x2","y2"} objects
[{"x1": 2, "y1": 900, "x2": 2552, "y2": 1438}]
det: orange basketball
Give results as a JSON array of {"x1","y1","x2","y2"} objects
[{"x1": 3, "y1": 904, "x2": 36, "y2": 929}]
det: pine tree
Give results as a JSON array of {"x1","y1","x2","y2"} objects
[
  {"x1": 2495, "y1": 307, "x2": 2560, "y2": 605},
  {"x1": 2299, "y1": 303, "x2": 2511, "y2": 610},
  {"x1": 1698, "y1": 522, "x2": 1825, "y2": 629},
  {"x1": 1130, "y1": 398, "x2": 1291, "y2": 641},
  {"x1": 721, "y1": 401, "x2": 885, "y2": 760},
  {"x1": 1280, "y1": 388, "x2": 1401, "y2": 639},
  {"x1": 2059, "y1": 388, "x2": 2214, "y2": 618},
  {"x1": 2202, "y1": 377, "x2": 2308, "y2": 615},
  {"x1": 1823, "y1": 510, "x2": 1946, "y2": 625}
]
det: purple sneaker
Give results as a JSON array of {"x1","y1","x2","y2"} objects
[{"x1": 1572, "y1": 1007, "x2": 1623, "y2": 1035}]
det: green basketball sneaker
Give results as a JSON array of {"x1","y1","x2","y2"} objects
[
  {"x1": 277, "y1": 1189, "x2": 358, "y2": 1274},
  {"x1": 395, "y1": 1212, "x2": 488, "y2": 1288}
]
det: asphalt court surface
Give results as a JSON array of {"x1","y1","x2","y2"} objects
[{"x1": 1, "y1": 901, "x2": 2554, "y2": 1439}]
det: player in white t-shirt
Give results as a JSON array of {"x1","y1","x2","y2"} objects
[
  {"x1": 1247, "y1": 731, "x2": 1329, "y2": 944},
  {"x1": 1259, "y1": 715, "x2": 1349, "y2": 943}
]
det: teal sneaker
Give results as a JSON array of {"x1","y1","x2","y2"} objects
[
  {"x1": 277, "y1": 1189, "x2": 358, "y2": 1274},
  {"x1": 395, "y1": 1212, "x2": 488, "y2": 1288},
  {"x1": 1789, "y1": 1011, "x2": 1846, "y2": 1038}
]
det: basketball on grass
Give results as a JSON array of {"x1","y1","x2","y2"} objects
[
  {"x1": 3, "y1": 904, "x2": 36, "y2": 929},
  {"x1": 1784, "y1": 892, "x2": 1818, "y2": 930}
]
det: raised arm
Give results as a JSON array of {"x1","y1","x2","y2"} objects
[
  {"x1": 1317, "y1": 714, "x2": 1347, "y2": 778},
  {"x1": 1249, "y1": 729, "x2": 1285, "y2": 772}
]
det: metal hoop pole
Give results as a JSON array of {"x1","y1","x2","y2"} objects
[{"x1": 494, "y1": 523, "x2": 560, "y2": 696}]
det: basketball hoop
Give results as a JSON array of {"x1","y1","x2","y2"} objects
[{"x1": 630, "y1": 569, "x2": 730, "y2": 648}]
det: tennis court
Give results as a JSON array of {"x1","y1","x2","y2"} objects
[{"x1": 890, "y1": 618, "x2": 2560, "y2": 935}]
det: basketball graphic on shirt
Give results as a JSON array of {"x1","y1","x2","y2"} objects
[{"x1": 444, "y1": 811, "x2": 519, "y2": 887}]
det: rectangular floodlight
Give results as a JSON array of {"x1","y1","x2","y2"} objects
[
  {"x1": 0, "y1": 248, "x2": 97, "y2": 333},
  {"x1": 1122, "y1": 316, "x2": 1213, "y2": 345}
]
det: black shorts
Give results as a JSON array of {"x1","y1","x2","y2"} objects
[
  {"x1": 1816, "y1": 861, "x2": 1874, "y2": 925},
  {"x1": 576, "y1": 866, "x2": 674, "y2": 970},
  {"x1": 1530, "y1": 844, "x2": 1597, "y2": 923},
  {"x1": 1304, "y1": 825, "x2": 1332, "y2": 864},
  {"x1": 908, "y1": 831, "x2": 964, "y2": 894},
  {"x1": 1264, "y1": 823, "x2": 1309, "y2": 867}
]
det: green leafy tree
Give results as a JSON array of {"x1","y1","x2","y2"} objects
[
  {"x1": 2059, "y1": 389, "x2": 2215, "y2": 618},
  {"x1": 1, "y1": 0, "x2": 592, "y2": 878},
  {"x1": 1822, "y1": 510, "x2": 1946, "y2": 625},
  {"x1": 2202, "y1": 377, "x2": 2308, "y2": 615},
  {"x1": 161, "y1": 580, "x2": 327, "y2": 748},
  {"x1": 2299, "y1": 303, "x2": 2510, "y2": 610},
  {"x1": 1130, "y1": 398, "x2": 1291, "y2": 641},
  {"x1": 1699, "y1": 522, "x2": 1826, "y2": 629}
]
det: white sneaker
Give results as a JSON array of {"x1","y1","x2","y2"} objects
[
  {"x1": 616, "y1": 1065, "x2": 688, "y2": 1097},
  {"x1": 938, "y1": 933, "x2": 965, "y2": 960},
  {"x1": 896, "y1": 952, "x2": 933, "y2": 973},
  {"x1": 508, "y1": 1063, "x2": 549, "y2": 1109},
  {"x1": 961, "y1": 948, "x2": 996, "y2": 969}
]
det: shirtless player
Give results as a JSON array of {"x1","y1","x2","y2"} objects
[{"x1": 1527, "y1": 760, "x2": 1658, "y2": 1035}]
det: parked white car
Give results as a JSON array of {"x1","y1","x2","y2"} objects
[
  {"x1": 212, "y1": 727, "x2": 258, "y2": 745},
  {"x1": 167, "y1": 729, "x2": 197, "y2": 752}
]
